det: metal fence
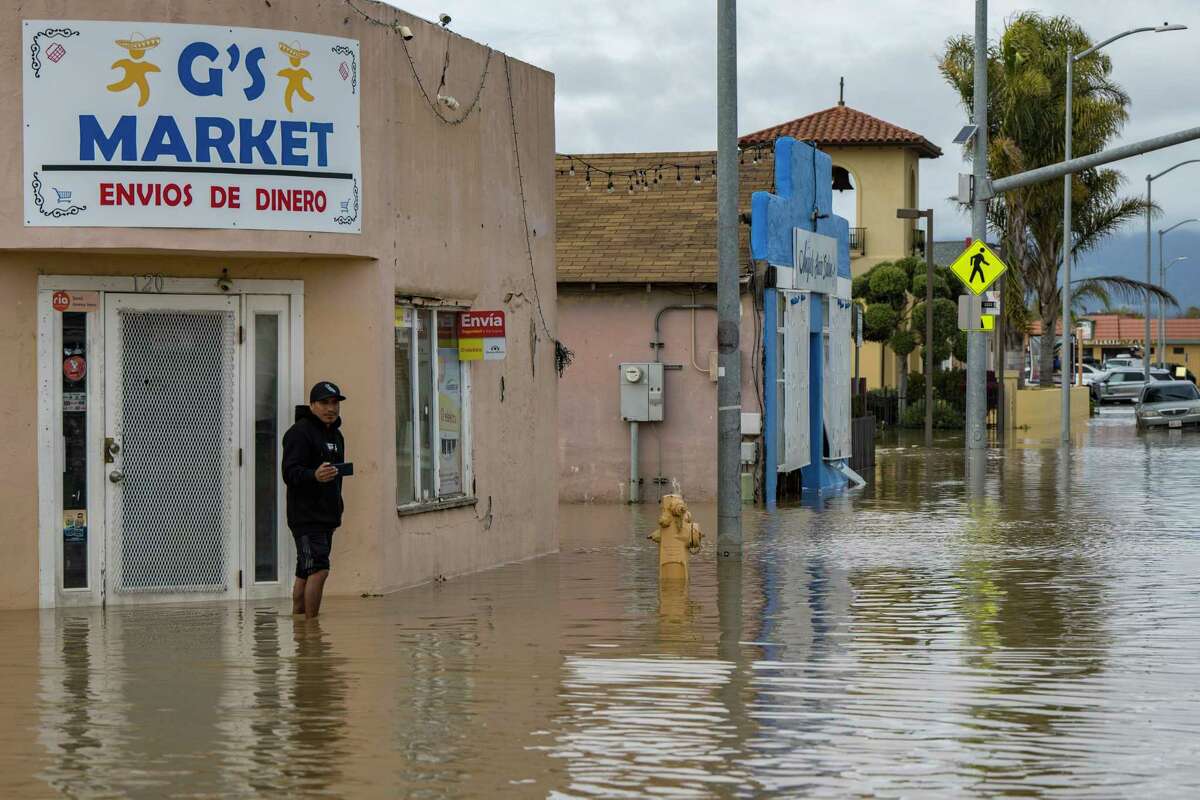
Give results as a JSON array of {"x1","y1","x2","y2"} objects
[
  {"x1": 865, "y1": 390, "x2": 899, "y2": 427},
  {"x1": 849, "y1": 227, "x2": 867, "y2": 255},
  {"x1": 850, "y1": 415, "x2": 876, "y2": 476}
]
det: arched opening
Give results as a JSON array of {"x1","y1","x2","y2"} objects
[
  {"x1": 908, "y1": 168, "x2": 923, "y2": 255},
  {"x1": 831, "y1": 165, "x2": 861, "y2": 253}
]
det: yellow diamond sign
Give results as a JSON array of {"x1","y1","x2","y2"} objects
[{"x1": 950, "y1": 239, "x2": 1008, "y2": 295}]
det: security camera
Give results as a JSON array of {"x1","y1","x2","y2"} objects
[
  {"x1": 397, "y1": 24, "x2": 414, "y2": 40},
  {"x1": 438, "y1": 13, "x2": 451, "y2": 27}
]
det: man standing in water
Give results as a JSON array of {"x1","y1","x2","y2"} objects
[{"x1": 282, "y1": 381, "x2": 347, "y2": 618}]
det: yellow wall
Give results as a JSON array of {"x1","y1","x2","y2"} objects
[
  {"x1": 1001, "y1": 378, "x2": 1090, "y2": 435},
  {"x1": 833, "y1": 146, "x2": 927, "y2": 391}
]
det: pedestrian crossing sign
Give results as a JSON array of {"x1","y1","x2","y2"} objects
[{"x1": 949, "y1": 240, "x2": 1007, "y2": 295}]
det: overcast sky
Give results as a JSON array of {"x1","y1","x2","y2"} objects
[{"x1": 393, "y1": 1, "x2": 1200, "y2": 272}]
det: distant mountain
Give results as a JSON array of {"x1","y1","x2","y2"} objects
[{"x1": 1075, "y1": 229, "x2": 1200, "y2": 314}]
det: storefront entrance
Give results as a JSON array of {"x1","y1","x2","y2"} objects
[{"x1": 37, "y1": 278, "x2": 304, "y2": 607}]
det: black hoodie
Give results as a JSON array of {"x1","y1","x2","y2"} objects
[{"x1": 281, "y1": 406, "x2": 345, "y2": 534}]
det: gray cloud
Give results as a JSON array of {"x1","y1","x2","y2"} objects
[{"x1": 392, "y1": 0, "x2": 1200, "y2": 280}]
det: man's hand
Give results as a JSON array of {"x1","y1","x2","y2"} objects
[{"x1": 315, "y1": 463, "x2": 338, "y2": 483}]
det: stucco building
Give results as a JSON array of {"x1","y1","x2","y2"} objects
[
  {"x1": 2, "y1": 1, "x2": 558, "y2": 609},
  {"x1": 740, "y1": 101, "x2": 942, "y2": 390},
  {"x1": 556, "y1": 101, "x2": 938, "y2": 503}
]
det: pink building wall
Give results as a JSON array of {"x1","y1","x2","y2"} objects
[{"x1": 558, "y1": 286, "x2": 760, "y2": 503}]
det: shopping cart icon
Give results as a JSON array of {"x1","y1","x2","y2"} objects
[
  {"x1": 339, "y1": 199, "x2": 350, "y2": 213},
  {"x1": 53, "y1": 188, "x2": 72, "y2": 203}
]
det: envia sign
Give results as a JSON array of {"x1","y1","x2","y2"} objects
[
  {"x1": 458, "y1": 310, "x2": 506, "y2": 362},
  {"x1": 24, "y1": 20, "x2": 361, "y2": 232}
]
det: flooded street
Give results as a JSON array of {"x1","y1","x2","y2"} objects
[{"x1": 4, "y1": 412, "x2": 1200, "y2": 798}]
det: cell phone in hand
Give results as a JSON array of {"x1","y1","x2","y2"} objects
[{"x1": 330, "y1": 462, "x2": 354, "y2": 477}]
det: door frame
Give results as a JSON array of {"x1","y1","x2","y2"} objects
[
  {"x1": 36, "y1": 276, "x2": 304, "y2": 609},
  {"x1": 103, "y1": 292, "x2": 244, "y2": 605}
]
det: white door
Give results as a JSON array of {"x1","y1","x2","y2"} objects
[{"x1": 103, "y1": 294, "x2": 241, "y2": 603}]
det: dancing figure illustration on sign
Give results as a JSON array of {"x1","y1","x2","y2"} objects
[
  {"x1": 107, "y1": 33, "x2": 161, "y2": 107},
  {"x1": 277, "y1": 41, "x2": 315, "y2": 112}
]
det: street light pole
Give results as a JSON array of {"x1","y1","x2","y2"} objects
[
  {"x1": 1158, "y1": 220, "x2": 1197, "y2": 365},
  {"x1": 1146, "y1": 160, "x2": 1200, "y2": 382},
  {"x1": 966, "y1": 0, "x2": 988, "y2": 455},
  {"x1": 1161, "y1": 253, "x2": 1191, "y2": 364},
  {"x1": 715, "y1": 0, "x2": 741, "y2": 557},
  {"x1": 897, "y1": 207, "x2": 935, "y2": 446},
  {"x1": 1061, "y1": 23, "x2": 1184, "y2": 443}
]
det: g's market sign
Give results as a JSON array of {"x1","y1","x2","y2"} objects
[{"x1": 23, "y1": 20, "x2": 361, "y2": 233}]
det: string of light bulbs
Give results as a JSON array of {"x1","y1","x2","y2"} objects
[
  {"x1": 557, "y1": 146, "x2": 775, "y2": 193},
  {"x1": 344, "y1": 0, "x2": 491, "y2": 125}
]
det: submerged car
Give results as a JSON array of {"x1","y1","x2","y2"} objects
[{"x1": 1136, "y1": 381, "x2": 1200, "y2": 429}]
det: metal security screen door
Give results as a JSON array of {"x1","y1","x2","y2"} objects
[{"x1": 104, "y1": 295, "x2": 241, "y2": 600}]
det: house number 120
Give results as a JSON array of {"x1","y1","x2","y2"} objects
[{"x1": 134, "y1": 275, "x2": 164, "y2": 293}]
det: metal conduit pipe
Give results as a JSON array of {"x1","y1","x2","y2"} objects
[
  {"x1": 629, "y1": 421, "x2": 639, "y2": 504},
  {"x1": 650, "y1": 303, "x2": 719, "y2": 499},
  {"x1": 653, "y1": 304, "x2": 718, "y2": 362}
]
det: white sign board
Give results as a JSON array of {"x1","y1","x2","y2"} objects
[
  {"x1": 824, "y1": 297, "x2": 852, "y2": 461},
  {"x1": 780, "y1": 291, "x2": 810, "y2": 472},
  {"x1": 789, "y1": 228, "x2": 839, "y2": 294},
  {"x1": 24, "y1": 20, "x2": 361, "y2": 232}
]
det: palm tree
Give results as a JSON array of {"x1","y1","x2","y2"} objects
[{"x1": 940, "y1": 12, "x2": 1175, "y2": 384}]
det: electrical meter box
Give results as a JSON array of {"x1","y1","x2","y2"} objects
[{"x1": 619, "y1": 362, "x2": 664, "y2": 422}]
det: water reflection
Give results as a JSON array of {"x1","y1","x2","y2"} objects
[{"x1": 5, "y1": 419, "x2": 1200, "y2": 796}]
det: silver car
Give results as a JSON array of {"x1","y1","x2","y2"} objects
[
  {"x1": 1136, "y1": 381, "x2": 1200, "y2": 429},
  {"x1": 1093, "y1": 368, "x2": 1173, "y2": 404}
]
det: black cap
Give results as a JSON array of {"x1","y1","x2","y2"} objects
[{"x1": 310, "y1": 381, "x2": 347, "y2": 402}]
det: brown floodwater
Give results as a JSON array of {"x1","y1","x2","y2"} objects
[{"x1": 3, "y1": 409, "x2": 1200, "y2": 798}]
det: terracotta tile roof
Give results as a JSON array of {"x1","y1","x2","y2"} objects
[
  {"x1": 555, "y1": 152, "x2": 776, "y2": 284},
  {"x1": 739, "y1": 104, "x2": 942, "y2": 158},
  {"x1": 1029, "y1": 314, "x2": 1200, "y2": 342}
]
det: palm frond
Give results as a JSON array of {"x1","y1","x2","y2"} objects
[{"x1": 1070, "y1": 275, "x2": 1178, "y2": 307}]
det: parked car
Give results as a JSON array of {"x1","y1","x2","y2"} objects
[
  {"x1": 1136, "y1": 381, "x2": 1200, "y2": 429},
  {"x1": 1053, "y1": 363, "x2": 1103, "y2": 386},
  {"x1": 1092, "y1": 368, "x2": 1173, "y2": 404},
  {"x1": 1102, "y1": 355, "x2": 1142, "y2": 372}
]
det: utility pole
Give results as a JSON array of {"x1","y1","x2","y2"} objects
[
  {"x1": 1061, "y1": 46, "x2": 1073, "y2": 442},
  {"x1": 966, "y1": 0, "x2": 988, "y2": 454},
  {"x1": 716, "y1": 0, "x2": 741, "y2": 558}
]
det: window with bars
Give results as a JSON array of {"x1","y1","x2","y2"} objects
[{"x1": 395, "y1": 305, "x2": 469, "y2": 506}]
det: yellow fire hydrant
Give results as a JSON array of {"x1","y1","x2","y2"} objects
[{"x1": 648, "y1": 494, "x2": 703, "y2": 581}]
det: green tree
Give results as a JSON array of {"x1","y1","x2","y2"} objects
[
  {"x1": 853, "y1": 256, "x2": 963, "y2": 410},
  {"x1": 940, "y1": 13, "x2": 1175, "y2": 384}
]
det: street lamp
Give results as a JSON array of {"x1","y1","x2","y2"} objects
[
  {"x1": 1063, "y1": 22, "x2": 1185, "y2": 442},
  {"x1": 1160, "y1": 254, "x2": 1191, "y2": 365},
  {"x1": 1146, "y1": 161, "x2": 1200, "y2": 380},
  {"x1": 1159, "y1": 221, "x2": 1197, "y2": 365},
  {"x1": 897, "y1": 207, "x2": 934, "y2": 447}
]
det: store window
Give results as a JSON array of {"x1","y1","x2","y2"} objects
[
  {"x1": 254, "y1": 314, "x2": 279, "y2": 582},
  {"x1": 395, "y1": 304, "x2": 470, "y2": 506}
]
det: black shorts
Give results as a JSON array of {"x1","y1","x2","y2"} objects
[{"x1": 293, "y1": 530, "x2": 334, "y2": 578}]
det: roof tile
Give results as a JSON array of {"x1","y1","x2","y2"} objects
[{"x1": 739, "y1": 104, "x2": 942, "y2": 158}]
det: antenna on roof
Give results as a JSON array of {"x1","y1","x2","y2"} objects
[{"x1": 838, "y1": 76, "x2": 845, "y2": 106}]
